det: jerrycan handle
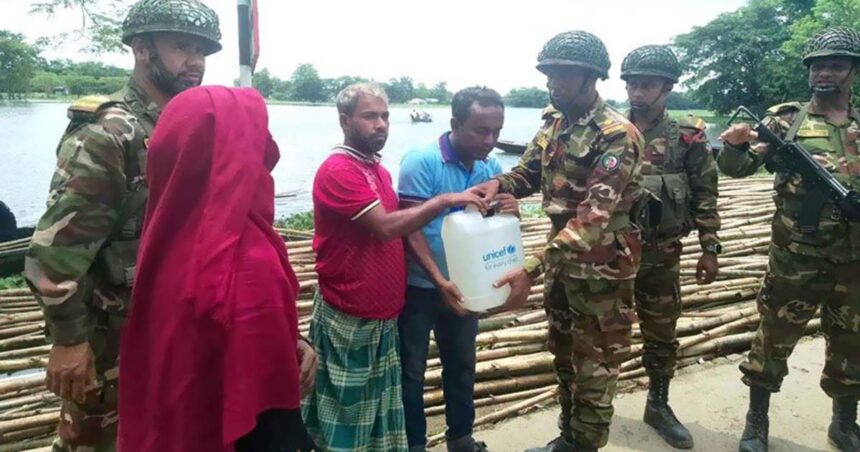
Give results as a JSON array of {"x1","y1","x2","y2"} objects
[{"x1": 458, "y1": 200, "x2": 501, "y2": 217}]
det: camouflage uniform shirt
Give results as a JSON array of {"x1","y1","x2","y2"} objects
[
  {"x1": 497, "y1": 97, "x2": 645, "y2": 280},
  {"x1": 635, "y1": 112, "x2": 720, "y2": 252},
  {"x1": 25, "y1": 80, "x2": 160, "y2": 345},
  {"x1": 718, "y1": 101, "x2": 860, "y2": 261}
]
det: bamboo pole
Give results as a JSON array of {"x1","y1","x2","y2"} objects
[
  {"x1": 427, "y1": 388, "x2": 558, "y2": 447},
  {"x1": 424, "y1": 385, "x2": 554, "y2": 417}
]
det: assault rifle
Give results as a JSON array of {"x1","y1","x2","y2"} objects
[{"x1": 727, "y1": 106, "x2": 860, "y2": 233}]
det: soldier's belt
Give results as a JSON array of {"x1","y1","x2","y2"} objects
[{"x1": 548, "y1": 214, "x2": 630, "y2": 233}]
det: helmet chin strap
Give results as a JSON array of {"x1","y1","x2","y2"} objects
[
  {"x1": 631, "y1": 88, "x2": 669, "y2": 114},
  {"x1": 812, "y1": 67, "x2": 855, "y2": 94},
  {"x1": 811, "y1": 66, "x2": 856, "y2": 95},
  {"x1": 551, "y1": 75, "x2": 594, "y2": 112},
  {"x1": 145, "y1": 37, "x2": 197, "y2": 97}
]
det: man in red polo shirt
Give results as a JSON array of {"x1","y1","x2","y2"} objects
[{"x1": 302, "y1": 82, "x2": 486, "y2": 452}]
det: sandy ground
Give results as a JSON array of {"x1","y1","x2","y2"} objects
[
  {"x1": 434, "y1": 336, "x2": 834, "y2": 452},
  {"x1": 23, "y1": 337, "x2": 833, "y2": 452}
]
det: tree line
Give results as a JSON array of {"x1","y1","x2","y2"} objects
[
  {"x1": 9, "y1": 0, "x2": 859, "y2": 111},
  {"x1": 0, "y1": 31, "x2": 129, "y2": 99},
  {"x1": 245, "y1": 64, "x2": 456, "y2": 104},
  {"x1": 674, "y1": 0, "x2": 860, "y2": 114}
]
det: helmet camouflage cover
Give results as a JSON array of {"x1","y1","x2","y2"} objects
[
  {"x1": 537, "y1": 30, "x2": 611, "y2": 80},
  {"x1": 802, "y1": 26, "x2": 860, "y2": 66},
  {"x1": 620, "y1": 45, "x2": 682, "y2": 82},
  {"x1": 122, "y1": 0, "x2": 222, "y2": 55}
]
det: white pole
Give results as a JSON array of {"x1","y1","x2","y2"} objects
[
  {"x1": 237, "y1": 0, "x2": 252, "y2": 87},
  {"x1": 239, "y1": 65, "x2": 252, "y2": 88}
]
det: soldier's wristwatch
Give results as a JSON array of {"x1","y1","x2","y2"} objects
[{"x1": 703, "y1": 243, "x2": 722, "y2": 255}]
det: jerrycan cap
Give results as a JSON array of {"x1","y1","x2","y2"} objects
[{"x1": 461, "y1": 200, "x2": 501, "y2": 217}]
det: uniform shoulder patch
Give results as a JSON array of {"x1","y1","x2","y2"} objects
[
  {"x1": 678, "y1": 115, "x2": 706, "y2": 131},
  {"x1": 766, "y1": 101, "x2": 803, "y2": 116},
  {"x1": 68, "y1": 95, "x2": 111, "y2": 114},
  {"x1": 66, "y1": 95, "x2": 115, "y2": 124}
]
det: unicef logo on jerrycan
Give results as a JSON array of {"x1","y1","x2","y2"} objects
[
  {"x1": 482, "y1": 244, "x2": 518, "y2": 263},
  {"x1": 481, "y1": 242, "x2": 520, "y2": 271}
]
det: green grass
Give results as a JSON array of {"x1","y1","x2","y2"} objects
[
  {"x1": 0, "y1": 275, "x2": 26, "y2": 290},
  {"x1": 275, "y1": 211, "x2": 314, "y2": 231},
  {"x1": 668, "y1": 109, "x2": 728, "y2": 125},
  {"x1": 520, "y1": 203, "x2": 546, "y2": 219}
]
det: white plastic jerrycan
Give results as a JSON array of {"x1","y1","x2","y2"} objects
[{"x1": 441, "y1": 206, "x2": 526, "y2": 312}]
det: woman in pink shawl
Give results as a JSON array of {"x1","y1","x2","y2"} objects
[{"x1": 118, "y1": 86, "x2": 316, "y2": 451}]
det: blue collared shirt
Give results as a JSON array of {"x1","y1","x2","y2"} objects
[{"x1": 398, "y1": 132, "x2": 503, "y2": 288}]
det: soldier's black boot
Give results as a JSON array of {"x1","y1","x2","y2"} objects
[
  {"x1": 523, "y1": 436, "x2": 577, "y2": 452},
  {"x1": 644, "y1": 376, "x2": 694, "y2": 449},
  {"x1": 738, "y1": 385, "x2": 770, "y2": 452},
  {"x1": 523, "y1": 436, "x2": 598, "y2": 452},
  {"x1": 828, "y1": 396, "x2": 860, "y2": 451}
]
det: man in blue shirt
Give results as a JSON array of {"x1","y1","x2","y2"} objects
[{"x1": 398, "y1": 87, "x2": 517, "y2": 452}]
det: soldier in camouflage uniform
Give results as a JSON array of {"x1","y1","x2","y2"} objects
[
  {"x1": 24, "y1": 1, "x2": 221, "y2": 450},
  {"x1": 471, "y1": 31, "x2": 645, "y2": 452},
  {"x1": 718, "y1": 27, "x2": 860, "y2": 452},
  {"x1": 621, "y1": 45, "x2": 721, "y2": 450}
]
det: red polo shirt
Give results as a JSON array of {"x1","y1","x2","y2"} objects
[{"x1": 312, "y1": 150, "x2": 406, "y2": 319}]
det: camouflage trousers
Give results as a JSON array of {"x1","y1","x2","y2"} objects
[
  {"x1": 51, "y1": 310, "x2": 124, "y2": 452},
  {"x1": 545, "y1": 275, "x2": 636, "y2": 449},
  {"x1": 634, "y1": 243, "x2": 682, "y2": 379},
  {"x1": 740, "y1": 246, "x2": 860, "y2": 399}
]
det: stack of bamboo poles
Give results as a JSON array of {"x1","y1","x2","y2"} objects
[
  {"x1": 0, "y1": 238, "x2": 28, "y2": 259},
  {"x1": 0, "y1": 176, "x2": 815, "y2": 451},
  {"x1": 0, "y1": 238, "x2": 29, "y2": 279}
]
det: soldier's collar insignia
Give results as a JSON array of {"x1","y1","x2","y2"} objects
[{"x1": 601, "y1": 154, "x2": 620, "y2": 172}]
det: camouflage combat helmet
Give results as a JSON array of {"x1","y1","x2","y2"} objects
[
  {"x1": 620, "y1": 45, "x2": 682, "y2": 83},
  {"x1": 802, "y1": 26, "x2": 860, "y2": 66},
  {"x1": 537, "y1": 31, "x2": 611, "y2": 80},
  {"x1": 122, "y1": 0, "x2": 222, "y2": 55}
]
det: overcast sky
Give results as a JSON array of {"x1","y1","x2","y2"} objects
[{"x1": 0, "y1": 0, "x2": 748, "y2": 100}]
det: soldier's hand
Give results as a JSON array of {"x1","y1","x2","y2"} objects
[
  {"x1": 467, "y1": 179, "x2": 501, "y2": 204},
  {"x1": 493, "y1": 194, "x2": 520, "y2": 218},
  {"x1": 751, "y1": 143, "x2": 771, "y2": 155},
  {"x1": 719, "y1": 123, "x2": 759, "y2": 147},
  {"x1": 494, "y1": 268, "x2": 532, "y2": 311},
  {"x1": 443, "y1": 192, "x2": 488, "y2": 215},
  {"x1": 437, "y1": 279, "x2": 469, "y2": 316},
  {"x1": 297, "y1": 339, "x2": 318, "y2": 398},
  {"x1": 696, "y1": 252, "x2": 719, "y2": 285},
  {"x1": 46, "y1": 343, "x2": 96, "y2": 404},
  {"x1": 812, "y1": 153, "x2": 836, "y2": 171}
]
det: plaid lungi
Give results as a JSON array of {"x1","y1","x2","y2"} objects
[{"x1": 301, "y1": 293, "x2": 407, "y2": 452}]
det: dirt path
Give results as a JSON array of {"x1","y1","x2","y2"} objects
[{"x1": 457, "y1": 336, "x2": 832, "y2": 452}]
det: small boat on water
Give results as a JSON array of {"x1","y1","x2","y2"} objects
[
  {"x1": 495, "y1": 140, "x2": 527, "y2": 154},
  {"x1": 410, "y1": 109, "x2": 433, "y2": 123},
  {"x1": 0, "y1": 202, "x2": 33, "y2": 277}
]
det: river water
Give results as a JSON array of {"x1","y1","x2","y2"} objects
[{"x1": 0, "y1": 102, "x2": 725, "y2": 226}]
